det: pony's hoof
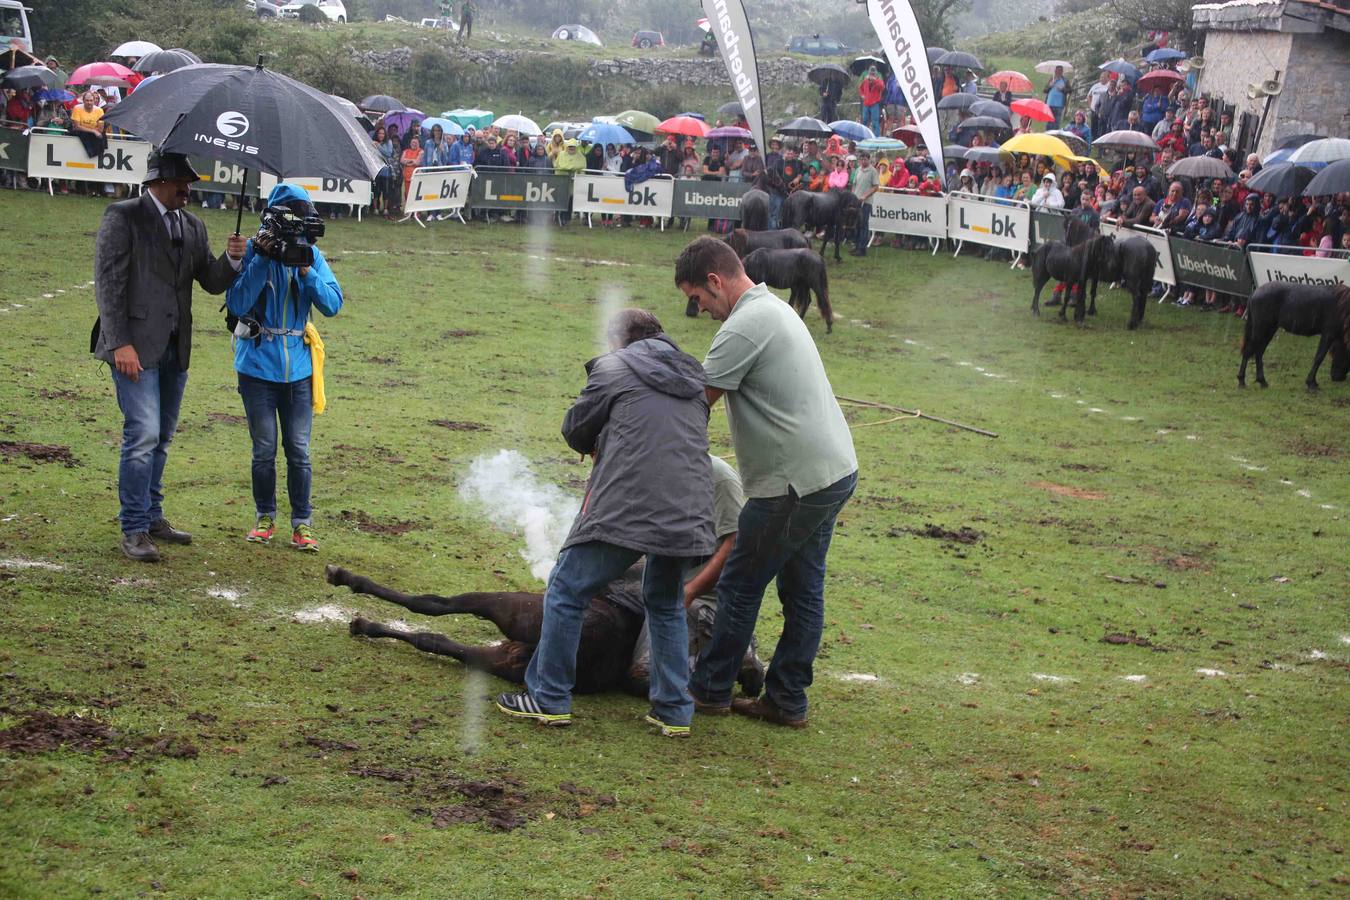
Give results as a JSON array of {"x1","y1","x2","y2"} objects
[{"x1": 325, "y1": 564, "x2": 345, "y2": 586}]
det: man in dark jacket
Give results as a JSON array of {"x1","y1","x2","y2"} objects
[
  {"x1": 93, "y1": 152, "x2": 245, "y2": 562},
  {"x1": 1224, "y1": 194, "x2": 1263, "y2": 247},
  {"x1": 497, "y1": 310, "x2": 715, "y2": 736}
]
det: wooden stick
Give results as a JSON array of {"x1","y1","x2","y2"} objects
[{"x1": 835, "y1": 394, "x2": 999, "y2": 438}]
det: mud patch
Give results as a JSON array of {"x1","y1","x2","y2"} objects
[
  {"x1": 1101, "y1": 632, "x2": 1164, "y2": 650},
  {"x1": 339, "y1": 509, "x2": 418, "y2": 536},
  {"x1": 1288, "y1": 439, "x2": 1341, "y2": 459},
  {"x1": 1030, "y1": 481, "x2": 1106, "y2": 500},
  {"x1": 38, "y1": 388, "x2": 80, "y2": 401},
  {"x1": 431, "y1": 420, "x2": 490, "y2": 432},
  {"x1": 1062, "y1": 463, "x2": 1107, "y2": 473},
  {"x1": 206, "y1": 412, "x2": 247, "y2": 425},
  {"x1": 442, "y1": 329, "x2": 481, "y2": 339},
  {"x1": 0, "y1": 711, "x2": 198, "y2": 761},
  {"x1": 903, "y1": 523, "x2": 983, "y2": 544},
  {"x1": 0, "y1": 441, "x2": 79, "y2": 467}
]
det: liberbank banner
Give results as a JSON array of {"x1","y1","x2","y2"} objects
[
  {"x1": 28, "y1": 133, "x2": 149, "y2": 185},
  {"x1": 572, "y1": 172, "x2": 674, "y2": 218},
  {"x1": 403, "y1": 166, "x2": 474, "y2": 214},
  {"x1": 189, "y1": 155, "x2": 262, "y2": 196},
  {"x1": 672, "y1": 180, "x2": 750, "y2": 220},
  {"x1": 258, "y1": 171, "x2": 372, "y2": 206},
  {"x1": 868, "y1": 189, "x2": 947, "y2": 238},
  {"x1": 1169, "y1": 236, "x2": 1254, "y2": 296},
  {"x1": 1248, "y1": 248, "x2": 1349, "y2": 289},
  {"x1": 1101, "y1": 218, "x2": 1176, "y2": 287},
  {"x1": 947, "y1": 192, "x2": 1029, "y2": 252},
  {"x1": 469, "y1": 168, "x2": 573, "y2": 212},
  {"x1": 0, "y1": 129, "x2": 28, "y2": 173}
]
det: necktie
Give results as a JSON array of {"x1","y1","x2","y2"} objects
[{"x1": 167, "y1": 210, "x2": 182, "y2": 244}]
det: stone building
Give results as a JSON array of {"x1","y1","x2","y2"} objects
[{"x1": 1192, "y1": 0, "x2": 1349, "y2": 157}]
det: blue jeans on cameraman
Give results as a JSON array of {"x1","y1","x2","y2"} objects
[
  {"x1": 111, "y1": 341, "x2": 188, "y2": 535},
  {"x1": 237, "y1": 372, "x2": 313, "y2": 527},
  {"x1": 691, "y1": 471, "x2": 857, "y2": 718},
  {"x1": 526, "y1": 542, "x2": 693, "y2": 726}
]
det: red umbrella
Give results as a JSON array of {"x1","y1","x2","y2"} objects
[
  {"x1": 1011, "y1": 98, "x2": 1054, "y2": 123},
  {"x1": 988, "y1": 70, "x2": 1032, "y2": 93},
  {"x1": 67, "y1": 61, "x2": 136, "y2": 87},
  {"x1": 1137, "y1": 69, "x2": 1183, "y2": 93},
  {"x1": 889, "y1": 124, "x2": 922, "y2": 146},
  {"x1": 656, "y1": 115, "x2": 710, "y2": 138}
]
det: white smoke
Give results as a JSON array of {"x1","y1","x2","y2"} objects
[
  {"x1": 458, "y1": 449, "x2": 581, "y2": 582},
  {"x1": 595, "y1": 282, "x2": 628, "y2": 355}
]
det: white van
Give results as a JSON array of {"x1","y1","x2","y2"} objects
[{"x1": 0, "y1": 1, "x2": 34, "y2": 54}]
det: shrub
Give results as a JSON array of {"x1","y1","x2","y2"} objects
[{"x1": 297, "y1": 4, "x2": 328, "y2": 24}]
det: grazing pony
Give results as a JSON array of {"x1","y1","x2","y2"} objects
[
  {"x1": 1031, "y1": 235, "x2": 1114, "y2": 323},
  {"x1": 742, "y1": 247, "x2": 833, "y2": 332},
  {"x1": 724, "y1": 227, "x2": 811, "y2": 259},
  {"x1": 1094, "y1": 235, "x2": 1160, "y2": 329},
  {"x1": 1239, "y1": 283, "x2": 1350, "y2": 390},
  {"x1": 739, "y1": 188, "x2": 771, "y2": 232}
]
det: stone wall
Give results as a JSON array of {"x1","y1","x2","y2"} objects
[{"x1": 1196, "y1": 29, "x2": 1291, "y2": 154}]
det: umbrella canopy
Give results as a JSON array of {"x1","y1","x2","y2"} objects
[
  {"x1": 926, "y1": 47, "x2": 947, "y2": 64},
  {"x1": 1137, "y1": 69, "x2": 1183, "y2": 93},
  {"x1": 613, "y1": 110, "x2": 659, "y2": 134},
  {"x1": 1068, "y1": 154, "x2": 1109, "y2": 178},
  {"x1": 943, "y1": 144, "x2": 969, "y2": 161},
  {"x1": 1244, "y1": 162, "x2": 1316, "y2": 198},
  {"x1": 969, "y1": 99, "x2": 1011, "y2": 121},
  {"x1": 964, "y1": 146, "x2": 1011, "y2": 164},
  {"x1": 35, "y1": 88, "x2": 76, "y2": 104},
  {"x1": 1035, "y1": 60, "x2": 1073, "y2": 74},
  {"x1": 717, "y1": 100, "x2": 744, "y2": 118},
  {"x1": 577, "y1": 122, "x2": 636, "y2": 146},
  {"x1": 935, "y1": 50, "x2": 984, "y2": 72},
  {"x1": 1274, "y1": 133, "x2": 1325, "y2": 151},
  {"x1": 937, "y1": 92, "x2": 978, "y2": 111},
  {"x1": 706, "y1": 125, "x2": 753, "y2": 140},
  {"x1": 1093, "y1": 130, "x2": 1158, "y2": 151},
  {"x1": 111, "y1": 40, "x2": 162, "y2": 58},
  {"x1": 419, "y1": 116, "x2": 465, "y2": 137},
  {"x1": 850, "y1": 55, "x2": 889, "y2": 78},
  {"x1": 67, "y1": 61, "x2": 136, "y2": 87},
  {"x1": 889, "y1": 125, "x2": 922, "y2": 146},
  {"x1": 830, "y1": 120, "x2": 874, "y2": 141},
  {"x1": 1044, "y1": 129, "x2": 1089, "y2": 152},
  {"x1": 777, "y1": 116, "x2": 832, "y2": 138},
  {"x1": 2, "y1": 65, "x2": 61, "y2": 90},
  {"x1": 443, "y1": 108, "x2": 494, "y2": 130},
  {"x1": 379, "y1": 109, "x2": 425, "y2": 136},
  {"x1": 987, "y1": 70, "x2": 1031, "y2": 93},
  {"x1": 1168, "y1": 155, "x2": 1235, "y2": 181},
  {"x1": 808, "y1": 63, "x2": 850, "y2": 87},
  {"x1": 858, "y1": 137, "x2": 907, "y2": 152},
  {"x1": 360, "y1": 94, "x2": 405, "y2": 113},
  {"x1": 1261, "y1": 147, "x2": 1296, "y2": 167},
  {"x1": 1288, "y1": 137, "x2": 1350, "y2": 166},
  {"x1": 1303, "y1": 158, "x2": 1350, "y2": 197},
  {"x1": 1099, "y1": 59, "x2": 1139, "y2": 82},
  {"x1": 956, "y1": 116, "x2": 1012, "y2": 132},
  {"x1": 1010, "y1": 98, "x2": 1053, "y2": 123},
  {"x1": 494, "y1": 113, "x2": 542, "y2": 135},
  {"x1": 656, "y1": 115, "x2": 710, "y2": 138},
  {"x1": 328, "y1": 94, "x2": 366, "y2": 123},
  {"x1": 1145, "y1": 47, "x2": 1186, "y2": 64},
  {"x1": 132, "y1": 49, "x2": 200, "y2": 74},
  {"x1": 103, "y1": 61, "x2": 383, "y2": 182},
  {"x1": 1002, "y1": 132, "x2": 1076, "y2": 160}
]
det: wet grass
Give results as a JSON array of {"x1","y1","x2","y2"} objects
[{"x1": 0, "y1": 191, "x2": 1346, "y2": 897}]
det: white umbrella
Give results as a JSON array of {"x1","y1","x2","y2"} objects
[
  {"x1": 1288, "y1": 137, "x2": 1350, "y2": 167},
  {"x1": 493, "y1": 113, "x2": 542, "y2": 136},
  {"x1": 1035, "y1": 60, "x2": 1073, "y2": 74},
  {"x1": 111, "y1": 40, "x2": 162, "y2": 58}
]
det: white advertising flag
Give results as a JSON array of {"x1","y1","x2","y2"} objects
[
  {"x1": 702, "y1": 0, "x2": 766, "y2": 155},
  {"x1": 867, "y1": 0, "x2": 945, "y2": 187}
]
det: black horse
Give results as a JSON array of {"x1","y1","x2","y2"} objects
[
  {"x1": 740, "y1": 188, "x2": 771, "y2": 232},
  {"x1": 723, "y1": 227, "x2": 811, "y2": 258},
  {"x1": 1239, "y1": 283, "x2": 1350, "y2": 390},
  {"x1": 742, "y1": 248, "x2": 833, "y2": 332},
  {"x1": 780, "y1": 190, "x2": 861, "y2": 262},
  {"x1": 1031, "y1": 235, "x2": 1114, "y2": 323},
  {"x1": 1094, "y1": 235, "x2": 1160, "y2": 330}
]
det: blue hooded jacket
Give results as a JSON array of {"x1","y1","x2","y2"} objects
[{"x1": 226, "y1": 183, "x2": 342, "y2": 384}]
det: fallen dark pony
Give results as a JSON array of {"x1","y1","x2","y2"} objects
[{"x1": 1239, "y1": 283, "x2": 1350, "y2": 390}]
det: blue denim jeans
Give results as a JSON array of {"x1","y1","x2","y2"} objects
[
  {"x1": 111, "y1": 341, "x2": 188, "y2": 535},
  {"x1": 691, "y1": 471, "x2": 857, "y2": 718},
  {"x1": 769, "y1": 193, "x2": 784, "y2": 229},
  {"x1": 862, "y1": 103, "x2": 881, "y2": 134},
  {"x1": 526, "y1": 542, "x2": 692, "y2": 725},
  {"x1": 854, "y1": 202, "x2": 872, "y2": 251},
  {"x1": 237, "y1": 373, "x2": 313, "y2": 527}
]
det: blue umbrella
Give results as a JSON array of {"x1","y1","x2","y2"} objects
[
  {"x1": 858, "y1": 137, "x2": 907, "y2": 152},
  {"x1": 419, "y1": 116, "x2": 464, "y2": 137},
  {"x1": 1261, "y1": 147, "x2": 1296, "y2": 167},
  {"x1": 677, "y1": 111, "x2": 706, "y2": 121},
  {"x1": 1099, "y1": 59, "x2": 1140, "y2": 82},
  {"x1": 829, "y1": 120, "x2": 875, "y2": 141},
  {"x1": 1145, "y1": 48, "x2": 1186, "y2": 64},
  {"x1": 36, "y1": 88, "x2": 76, "y2": 103},
  {"x1": 577, "y1": 122, "x2": 636, "y2": 146}
]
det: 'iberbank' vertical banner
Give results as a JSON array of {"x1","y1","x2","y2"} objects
[
  {"x1": 867, "y1": 0, "x2": 944, "y2": 187},
  {"x1": 703, "y1": 0, "x2": 766, "y2": 157}
]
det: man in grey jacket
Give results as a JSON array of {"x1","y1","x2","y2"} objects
[{"x1": 496, "y1": 309, "x2": 715, "y2": 736}]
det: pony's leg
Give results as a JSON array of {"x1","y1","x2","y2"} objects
[
  {"x1": 1306, "y1": 333, "x2": 1335, "y2": 391},
  {"x1": 325, "y1": 565, "x2": 543, "y2": 642},
  {"x1": 1031, "y1": 273, "x2": 1046, "y2": 316},
  {"x1": 814, "y1": 275, "x2": 833, "y2": 333},
  {"x1": 1253, "y1": 327, "x2": 1277, "y2": 387},
  {"x1": 350, "y1": 617, "x2": 529, "y2": 684}
]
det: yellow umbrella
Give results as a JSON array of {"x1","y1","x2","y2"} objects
[{"x1": 1001, "y1": 133, "x2": 1076, "y2": 160}]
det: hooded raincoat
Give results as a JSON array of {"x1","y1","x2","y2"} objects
[{"x1": 226, "y1": 183, "x2": 343, "y2": 384}]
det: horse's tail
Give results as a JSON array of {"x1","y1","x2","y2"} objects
[{"x1": 1337, "y1": 285, "x2": 1350, "y2": 349}]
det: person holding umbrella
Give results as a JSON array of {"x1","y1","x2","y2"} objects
[
  {"x1": 1044, "y1": 65, "x2": 1069, "y2": 127},
  {"x1": 818, "y1": 74, "x2": 843, "y2": 123},
  {"x1": 92, "y1": 152, "x2": 246, "y2": 562},
  {"x1": 858, "y1": 67, "x2": 884, "y2": 136}
]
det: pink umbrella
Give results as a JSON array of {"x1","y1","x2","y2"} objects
[
  {"x1": 67, "y1": 61, "x2": 136, "y2": 87},
  {"x1": 988, "y1": 70, "x2": 1032, "y2": 93},
  {"x1": 1011, "y1": 98, "x2": 1054, "y2": 123},
  {"x1": 656, "y1": 115, "x2": 710, "y2": 138},
  {"x1": 1137, "y1": 69, "x2": 1183, "y2": 93}
]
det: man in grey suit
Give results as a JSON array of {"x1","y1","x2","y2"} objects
[{"x1": 92, "y1": 152, "x2": 246, "y2": 562}]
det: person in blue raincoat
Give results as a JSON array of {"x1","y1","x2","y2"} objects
[{"x1": 226, "y1": 183, "x2": 343, "y2": 552}]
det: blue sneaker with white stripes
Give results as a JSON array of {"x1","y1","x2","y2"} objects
[{"x1": 495, "y1": 692, "x2": 572, "y2": 727}]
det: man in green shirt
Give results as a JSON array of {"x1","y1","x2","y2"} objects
[
  {"x1": 675, "y1": 237, "x2": 857, "y2": 728},
  {"x1": 850, "y1": 150, "x2": 880, "y2": 256}
]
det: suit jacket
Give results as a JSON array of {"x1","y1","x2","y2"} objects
[{"x1": 92, "y1": 193, "x2": 238, "y2": 370}]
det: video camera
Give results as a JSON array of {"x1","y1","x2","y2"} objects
[{"x1": 255, "y1": 204, "x2": 325, "y2": 269}]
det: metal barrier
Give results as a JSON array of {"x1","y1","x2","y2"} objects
[
  {"x1": 946, "y1": 190, "x2": 1031, "y2": 267},
  {"x1": 401, "y1": 164, "x2": 474, "y2": 226},
  {"x1": 572, "y1": 169, "x2": 675, "y2": 228},
  {"x1": 866, "y1": 187, "x2": 946, "y2": 254}
]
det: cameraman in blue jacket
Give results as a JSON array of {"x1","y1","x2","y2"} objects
[{"x1": 226, "y1": 182, "x2": 343, "y2": 552}]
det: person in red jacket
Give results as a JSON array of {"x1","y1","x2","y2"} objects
[{"x1": 858, "y1": 67, "x2": 884, "y2": 136}]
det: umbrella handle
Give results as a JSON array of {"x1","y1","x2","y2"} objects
[{"x1": 235, "y1": 173, "x2": 247, "y2": 236}]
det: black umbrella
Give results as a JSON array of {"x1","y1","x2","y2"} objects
[
  {"x1": 808, "y1": 63, "x2": 850, "y2": 87},
  {"x1": 718, "y1": 100, "x2": 744, "y2": 118},
  {"x1": 968, "y1": 99, "x2": 1011, "y2": 121},
  {"x1": 1274, "y1": 133, "x2": 1324, "y2": 151},
  {"x1": 1, "y1": 65, "x2": 61, "y2": 89},
  {"x1": 850, "y1": 55, "x2": 890, "y2": 78},
  {"x1": 359, "y1": 94, "x2": 406, "y2": 113},
  {"x1": 937, "y1": 92, "x2": 978, "y2": 111},
  {"x1": 1303, "y1": 158, "x2": 1350, "y2": 197},
  {"x1": 935, "y1": 50, "x2": 984, "y2": 72},
  {"x1": 133, "y1": 49, "x2": 200, "y2": 74},
  {"x1": 777, "y1": 116, "x2": 832, "y2": 138},
  {"x1": 1167, "y1": 155, "x2": 1235, "y2": 181},
  {"x1": 105, "y1": 58, "x2": 383, "y2": 234},
  {"x1": 926, "y1": 47, "x2": 947, "y2": 65},
  {"x1": 1244, "y1": 162, "x2": 1316, "y2": 198},
  {"x1": 956, "y1": 116, "x2": 1012, "y2": 131}
]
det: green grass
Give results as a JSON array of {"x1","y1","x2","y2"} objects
[{"x1": 1, "y1": 190, "x2": 1347, "y2": 897}]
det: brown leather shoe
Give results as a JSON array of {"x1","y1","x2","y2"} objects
[
  {"x1": 731, "y1": 696, "x2": 807, "y2": 728},
  {"x1": 690, "y1": 690, "x2": 731, "y2": 716},
  {"x1": 149, "y1": 518, "x2": 192, "y2": 545},
  {"x1": 121, "y1": 532, "x2": 161, "y2": 563}
]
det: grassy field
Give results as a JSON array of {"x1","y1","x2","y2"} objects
[{"x1": 1, "y1": 189, "x2": 1347, "y2": 898}]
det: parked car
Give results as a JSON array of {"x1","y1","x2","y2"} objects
[
  {"x1": 246, "y1": 0, "x2": 283, "y2": 17},
  {"x1": 786, "y1": 35, "x2": 852, "y2": 57},
  {"x1": 419, "y1": 17, "x2": 459, "y2": 30},
  {"x1": 279, "y1": 0, "x2": 347, "y2": 23},
  {"x1": 0, "y1": 0, "x2": 34, "y2": 53},
  {"x1": 551, "y1": 24, "x2": 602, "y2": 47},
  {"x1": 631, "y1": 30, "x2": 664, "y2": 50}
]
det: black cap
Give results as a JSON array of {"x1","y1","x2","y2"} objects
[{"x1": 144, "y1": 150, "x2": 201, "y2": 184}]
